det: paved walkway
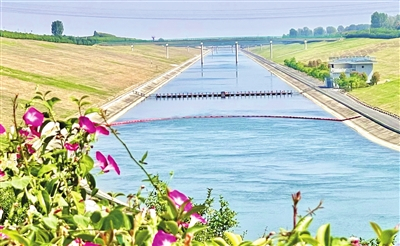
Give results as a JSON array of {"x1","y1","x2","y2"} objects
[{"x1": 242, "y1": 50, "x2": 400, "y2": 152}]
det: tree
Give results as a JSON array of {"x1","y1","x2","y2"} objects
[
  {"x1": 289, "y1": 28, "x2": 298, "y2": 37},
  {"x1": 337, "y1": 25, "x2": 344, "y2": 33},
  {"x1": 370, "y1": 72, "x2": 380, "y2": 85},
  {"x1": 51, "y1": 20, "x2": 64, "y2": 36},
  {"x1": 371, "y1": 12, "x2": 388, "y2": 28},
  {"x1": 313, "y1": 27, "x2": 325, "y2": 36},
  {"x1": 326, "y1": 26, "x2": 337, "y2": 35},
  {"x1": 303, "y1": 27, "x2": 313, "y2": 36}
]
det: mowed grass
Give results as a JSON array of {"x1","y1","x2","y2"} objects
[
  {"x1": 350, "y1": 78, "x2": 400, "y2": 115},
  {"x1": 251, "y1": 38, "x2": 400, "y2": 115},
  {"x1": 0, "y1": 37, "x2": 199, "y2": 127}
]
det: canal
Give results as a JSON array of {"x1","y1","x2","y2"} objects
[{"x1": 94, "y1": 48, "x2": 399, "y2": 239}]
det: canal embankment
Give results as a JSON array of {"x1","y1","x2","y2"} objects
[
  {"x1": 90, "y1": 51, "x2": 209, "y2": 123},
  {"x1": 242, "y1": 50, "x2": 400, "y2": 152}
]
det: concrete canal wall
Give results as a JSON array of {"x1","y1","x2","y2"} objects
[
  {"x1": 90, "y1": 52, "x2": 207, "y2": 123},
  {"x1": 242, "y1": 51, "x2": 400, "y2": 152}
]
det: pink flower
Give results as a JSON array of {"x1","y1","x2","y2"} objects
[
  {"x1": 79, "y1": 116, "x2": 96, "y2": 134},
  {"x1": 0, "y1": 170, "x2": 5, "y2": 178},
  {"x1": 0, "y1": 124, "x2": 5, "y2": 134},
  {"x1": 168, "y1": 190, "x2": 193, "y2": 212},
  {"x1": 95, "y1": 151, "x2": 120, "y2": 175},
  {"x1": 19, "y1": 129, "x2": 29, "y2": 137},
  {"x1": 107, "y1": 155, "x2": 120, "y2": 175},
  {"x1": 168, "y1": 189, "x2": 206, "y2": 225},
  {"x1": 350, "y1": 237, "x2": 360, "y2": 246},
  {"x1": 26, "y1": 144, "x2": 36, "y2": 154},
  {"x1": 65, "y1": 142, "x2": 79, "y2": 151},
  {"x1": 96, "y1": 125, "x2": 109, "y2": 135},
  {"x1": 152, "y1": 230, "x2": 177, "y2": 246},
  {"x1": 23, "y1": 107, "x2": 44, "y2": 127}
]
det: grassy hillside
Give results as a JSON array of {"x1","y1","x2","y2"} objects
[
  {"x1": 0, "y1": 37, "x2": 199, "y2": 127},
  {"x1": 251, "y1": 38, "x2": 400, "y2": 115}
]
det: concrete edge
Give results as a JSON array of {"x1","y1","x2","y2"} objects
[{"x1": 243, "y1": 52, "x2": 400, "y2": 152}]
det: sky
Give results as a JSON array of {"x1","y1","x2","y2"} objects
[{"x1": 1, "y1": 0, "x2": 399, "y2": 40}]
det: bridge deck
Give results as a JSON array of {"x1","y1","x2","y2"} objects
[{"x1": 153, "y1": 90, "x2": 294, "y2": 99}]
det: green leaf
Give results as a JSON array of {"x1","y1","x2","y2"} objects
[
  {"x1": 370, "y1": 221, "x2": 382, "y2": 238},
  {"x1": 46, "y1": 97, "x2": 61, "y2": 109},
  {"x1": 287, "y1": 231, "x2": 301, "y2": 246},
  {"x1": 79, "y1": 155, "x2": 94, "y2": 176},
  {"x1": 0, "y1": 229, "x2": 31, "y2": 246},
  {"x1": 11, "y1": 176, "x2": 31, "y2": 190},
  {"x1": 224, "y1": 232, "x2": 241, "y2": 246},
  {"x1": 37, "y1": 190, "x2": 51, "y2": 214},
  {"x1": 295, "y1": 216, "x2": 313, "y2": 231},
  {"x1": 212, "y1": 237, "x2": 229, "y2": 246},
  {"x1": 159, "y1": 220, "x2": 179, "y2": 235},
  {"x1": 44, "y1": 91, "x2": 52, "y2": 98},
  {"x1": 70, "y1": 96, "x2": 79, "y2": 103},
  {"x1": 164, "y1": 196, "x2": 178, "y2": 220},
  {"x1": 186, "y1": 224, "x2": 208, "y2": 235},
  {"x1": 32, "y1": 95, "x2": 43, "y2": 101},
  {"x1": 80, "y1": 101, "x2": 91, "y2": 107},
  {"x1": 71, "y1": 191, "x2": 85, "y2": 214},
  {"x1": 84, "y1": 107, "x2": 101, "y2": 115},
  {"x1": 300, "y1": 234, "x2": 320, "y2": 246},
  {"x1": 102, "y1": 209, "x2": 128, "y2": 230},
  {"x1": 91, "y1": 211, "x2": 102, "y2": 223},
  {"x1": 42, "y1": 215, "x2": 58, "y2": 230},
  {"x1": 135, "y1": 228, "x2": 151, "y2": 246},
  {"x1": 91, "y1": 188, "x2": 99, "y2": 197},
  {"x1": 238, "y1": 241, "x2": 253, "y2": 246},
  {"x1": 0, "y1": 181, "x2": 11, "y2": 189},
  {"x1": 38, "y1": 164, "x2": 57, "y2": 177},
  {"x1": 183, "y1": 205, "x2": 206, "y2": 220},
  {"x1": 380, "y1": 229, "x2": 399, "y2": 245},
  {"x1": 73, "y1": 215, "x2": 90, "y2": 229},
  {"x1": 58, "y1": 196, "x2": 69, "y2": 207},
  {"x1": 316, "y1": 224, "x2": 331, "y2": 246}
]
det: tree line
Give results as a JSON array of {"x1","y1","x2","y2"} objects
[
  {"x1": 1, "y1": 20, "x2": 147, "y2": 46},
  {"x1": 283, "y1": 12, "x2": 400, "y2": 39}
]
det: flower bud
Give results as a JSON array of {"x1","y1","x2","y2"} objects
[{"x1": 292, "y1": 191, "x2": 301, "y2": 205}]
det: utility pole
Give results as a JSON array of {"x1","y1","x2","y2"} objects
[
  {"x1": 200, "y1": 42, "x2": 204, "y2": 65},
  {"x1": 269, "y1": 40, "x2": 273, "y2": 59},
  {"x1": 235, "y1": 42, "x2": 239, "y2": 64},
  {"x1": 304, "y1": 40, "x2": 307, "y2": 50}
]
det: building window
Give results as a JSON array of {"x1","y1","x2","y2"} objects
[{"x1": 331, "y1": 64, "x2": 334, "y2": 68}]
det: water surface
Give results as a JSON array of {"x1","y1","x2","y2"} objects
[{"x1": 94, "y1": 49, "x2": 399, "y2": 239}]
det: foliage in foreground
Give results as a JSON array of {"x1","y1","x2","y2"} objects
[{"x1": 0, "y1": 91, "x2": 398, "y2": 245}]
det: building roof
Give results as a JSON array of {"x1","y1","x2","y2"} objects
[{"x1": 329, "y1": 56, "x2": 376, "y2": 64}]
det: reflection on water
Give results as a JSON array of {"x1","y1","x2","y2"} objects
[{"x1": 94, "y1": 50, "x2": 399, "y2": 239}]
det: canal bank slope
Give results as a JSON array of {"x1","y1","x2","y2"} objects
[
  {"x1": 242, "y1": 50, "x2": 400, "y2": 152},
  {"x1": 90, "y1": 52, "x2": 207, "y2": 123}
]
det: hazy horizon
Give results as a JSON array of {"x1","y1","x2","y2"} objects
[{"x1": 2, "y1": 0, "x2": 399, "y2": 40}]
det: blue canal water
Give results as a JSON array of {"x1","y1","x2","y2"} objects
[{"x1": 93, "y1": 49, "x2": 399, "y2": 239}]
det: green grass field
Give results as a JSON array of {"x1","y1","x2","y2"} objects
[
  {"x1": 0, "y1": 37, "x2": 199, "y2": 127},
  {"x1": 251, "y1": 38, "x2": 400, "y2": 115}
]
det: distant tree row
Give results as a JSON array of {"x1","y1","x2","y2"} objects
[
  {"x1": 283, "y1": 12, "x2": 400, "y2": 39},
  {"x1": 0, "y1": 30, "x2": 147, "y2": 46}
]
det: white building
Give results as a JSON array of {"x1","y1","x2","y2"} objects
[{"x1": 327, "y1": 56, "x2": 376, "y2": 87}]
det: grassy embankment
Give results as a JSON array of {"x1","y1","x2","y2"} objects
[
  {"x1": 251, "y1": 38, "x2": 400, "y2": 116},
  {"x1": 0, "y1": 37, "x2": 199, "y2": 126}
]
